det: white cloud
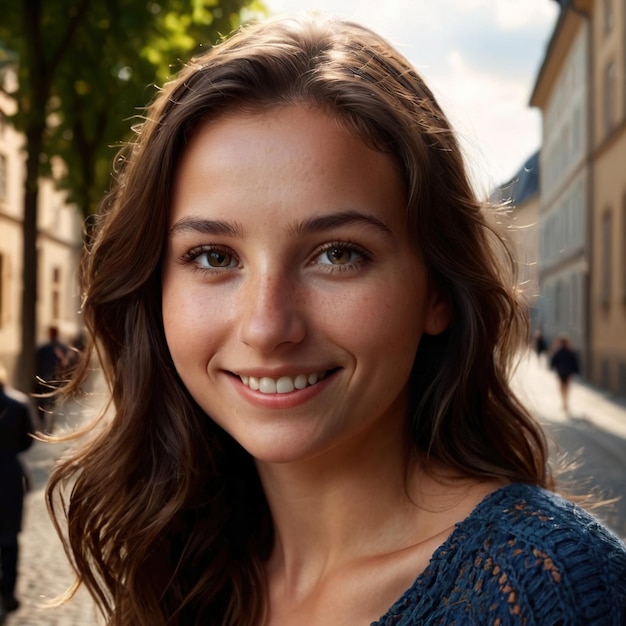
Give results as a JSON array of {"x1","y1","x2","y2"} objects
[
  {"x1": 261, "y1": 0, "x2": 559, "y2": 190},
  {"x1": 451, "y1": 0, "x2": 557, "y2": 30},
  {"x1": 429, "y1": 49, "x2": 542, "y2": 193},
  {"x1": 492, "y1": 0, "x2": 559, "y2": 31},
  {"x1": 411, "y1": 52, "x2": 501, "y2": 192}
]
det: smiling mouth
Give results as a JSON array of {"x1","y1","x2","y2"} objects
[{"x1": 237, "y1": 370, "x2": 331, "y2": 394}]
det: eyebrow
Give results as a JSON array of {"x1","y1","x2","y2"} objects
[
  {"x1": 168, "y1": 209, "x2": 393, "y2": 239},
  {"x1": 169, "y1": 216, "x2": 244, "y2": 238},
  {"x1": 289, "y1": 209, "x2": 393, "y2": 237}
]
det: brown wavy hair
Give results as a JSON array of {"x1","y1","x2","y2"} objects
[{"x1": 47, "y1": 14, "x2": 552, "y2": 626}]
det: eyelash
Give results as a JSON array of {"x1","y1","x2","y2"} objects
[{"x1": 179, "y1": 241, "x2": 373, "y2": 274}]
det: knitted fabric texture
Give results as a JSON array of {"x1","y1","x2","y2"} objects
[{"x1": 372, "y1": 483, "x2": 626, "y2": 625}]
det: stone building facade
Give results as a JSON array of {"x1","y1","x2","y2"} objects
[
  {"x1": 0, "y1": 64, "x2": 83, "y2": 390},
  {"x1": 530, "y1": 0, "x2": 626, "y2": 394}
]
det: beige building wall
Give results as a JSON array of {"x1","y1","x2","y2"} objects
[
  {"x1": 36, "y1": 165, "x2": 84, "y2": 343},
  {"x1": 511, "y1": 194, "x2": 540, "y2": 311},
  {"x1": 531, "y1": 11, "x2": 590, "y2": 363},
  {"x1": 537, "y1": 0, "x2": 626, "y2": 393},
  {"x1": 0, "y1": 68, "x2": 25, "y2": 376},
  {"x1": 0, "y1": 65, "x2": 83, "y2": 389},
  {"x1": 588, "y1": 0, "x2": 626, "y2": 393}
]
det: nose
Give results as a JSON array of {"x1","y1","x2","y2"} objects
[{"x1": 237, "y1": 271, "x2": 307, "y2": 353}]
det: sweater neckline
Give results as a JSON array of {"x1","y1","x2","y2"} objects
[{"x1": 372, "y1": 482, "x2": 533, "y2": 624}]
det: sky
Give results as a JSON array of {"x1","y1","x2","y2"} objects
[{"x1": 261, "y1": 0, "x2": 560, "y2": 195}]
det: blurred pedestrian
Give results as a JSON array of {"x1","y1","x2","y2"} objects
[
  {"x1": 0, "y1": 362, "x2": 36, "y2": 614},
  {"x1": 34, "y1": 326, "x2": 70, "y2": 432},
  {"x1": 550, "y1": 334, "x2": 579, "y2": 412},
  {"x1": 533, "y1": 328, "x2": 547, "y2": 365}
]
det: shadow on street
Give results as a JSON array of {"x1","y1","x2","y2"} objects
[{"x1": 544, "y1": 416, "x2": 626, "y2": 538}]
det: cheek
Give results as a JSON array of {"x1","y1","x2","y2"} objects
[
  {"x1": 162, "y1": 281, "x2": 189, "y2": 349},
  {"x1": 161, "y1": 280, "x2": 223, "y2": 364},
  {"x1": 334, "y1": 283, "x2": 424, "y2": 363}
]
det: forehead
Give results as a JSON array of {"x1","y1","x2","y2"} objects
[{"x1": 170, "y1": 105, "x2": 409, "y2": 231}]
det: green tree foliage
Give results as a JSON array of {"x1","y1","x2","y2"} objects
[
  {"x1": 50, "y1": 0, "x2": 266, "y2": 218},
  {"x1": 4, "y1": 0, "x2": 265, "y2": 219},
  {"x1": 0, "y1": 0, "x2": 264, "y2": 390}
]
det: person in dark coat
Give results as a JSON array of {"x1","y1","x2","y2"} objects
[
  {"x1": 533, "y1": 329, "x2": 548, "y2": 365},
  {"x1": 34, "y1": 326, "x2": 70, "y2": 432},
  {"x1": 550, "y1": 335, "x2": 579, "y2": 412},
  {"x1": 0, "y1": 363, "x2": 35, "y2": 613}
]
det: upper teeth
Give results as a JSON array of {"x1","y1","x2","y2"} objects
[{"x1": 239, "y1": 372, "x2": 326, "y2": 394}]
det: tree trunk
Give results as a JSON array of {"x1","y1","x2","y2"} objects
[{"x1": 17, "y1": 125, "x2": 43, "y2": 393}]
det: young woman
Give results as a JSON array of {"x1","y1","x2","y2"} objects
[{"x1": 47, "y1": 14, "x2": 626, "y2": 625}]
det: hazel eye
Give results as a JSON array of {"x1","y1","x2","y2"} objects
[
  {"x1": 325, "y1": 246, "x2": 353, "y2": 265},
  {"x1": 318, "y1": 245, "x2": 361, "y2": 266},
  {"x1": 185, "y1": 246, "x2": 238, "y2": 270},
  {"x1": 203, "y1": 250, "x2": 234, "y2": 268}
]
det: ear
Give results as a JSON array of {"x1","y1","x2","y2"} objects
[{"x1": 423, "y1": 289, "x2": 451, "y2": 336}]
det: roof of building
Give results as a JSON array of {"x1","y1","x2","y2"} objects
[
  {"x1": 529, "y1": 0, "x2": 590, "y2": 107},
  {"x1": 491, "y1": 150, "x2": 540, "y2": 206}
]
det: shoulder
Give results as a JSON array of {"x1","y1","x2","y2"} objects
[
  {"x1": 472, "y1": 483, "x2": 626, "y2": 560},
  {"x1": 0, "y1": 387, "x2": 34, "y2": 431},
  {"x1": 374, "y1": 483, "x2": 626, "y2": 625},
  {"x1": 450, "y1": 483, "x2": 626, "y2": 624},
  {"x1": 1, "y1": 386, "x2": 31, "y2": 409},
  {"x1": 473, "y1": 482, "x2": 622, "y2": 541}
]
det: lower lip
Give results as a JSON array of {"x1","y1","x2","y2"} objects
[{"x1": 228, "y1": 372, "x2": 335, "y2": 409}]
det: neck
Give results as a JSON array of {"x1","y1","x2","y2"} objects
[{"x1": 255, "y1": 419, "x2": 460, "y2": 593}]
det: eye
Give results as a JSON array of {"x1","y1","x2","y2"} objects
[
  {"x1": 322, "y1": 246, "x2": 356, "y2": 265},
  {"x1": 201, "y1": 249, "x2": 235, "y2": 268},
  {"x1": 314, "y1": 242, "x2": 370, "y2": 267},
  {"x1": 182, "y1": 246, "x2": 238, "y2": 270}
]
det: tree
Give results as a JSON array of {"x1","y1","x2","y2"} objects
[{"x1": 0, "y1": 0, "x2": 263, "y2": 392}]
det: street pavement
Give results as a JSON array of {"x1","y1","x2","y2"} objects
[
  {"x1": 2, "y1": 390, "x2": 104, "y2": 626},
  {"x1": 513, "y1": 350, "x2": 626, "y2": 539},
  {"x1": 3, "y1": 351, "x2": 626, "y2": 625},
  {"x1": 513, "y1": 350, "x2": 626, "y2": 441}
]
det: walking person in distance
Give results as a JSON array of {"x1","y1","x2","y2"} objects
[{"x1": 550, "y1": 334, "x2": 580, "y2": 413}]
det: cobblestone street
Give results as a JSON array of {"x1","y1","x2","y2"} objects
[
  {"x1": 3, "y1": 390, "x2": 104, "y2": 626},
  {"x1": 3, "y1": 351, "x2": 626, "y2": 624},
  {"x1": 5, "y1": 439, "x2": 101, "y2": 626}
]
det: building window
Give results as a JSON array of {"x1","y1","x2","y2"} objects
[
  {"x1": 603, "y1": 61, "x2": 616, "y2": 137},
  {"x1": 623, "y1": 193, "x2": 626, "y2": 301},
  {"x1": 571, "y1": 273, "x2": 579, "y2": 328},
  {"x1": 0, "y1": 252, "x2": 4, "y2": 328},
  {"x1": 603, "y1": 0, "x2": 614, "y2": 34},
  {"x1": 601, "y1": 359, "x2": 611, "y2": 389},
  {"x1": 0, "y1": 153, "x2": 6, "y2": 201},
  {"x1": 572, "y1": 106, "x2": 582, "y2": 155},
  {"x1": 601, "y1": 210, "x2": 612, "y2": 306},
  {"x1": 51, "y1": 266, "x2": 62, "y2": 320}
]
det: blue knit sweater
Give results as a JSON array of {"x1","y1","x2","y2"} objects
[{"x1": 373, "y1": 483, "x2": 626, "y2": 625}]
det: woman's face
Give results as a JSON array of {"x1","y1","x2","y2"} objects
[{"x1": 162, "y1": 105, "x2": 448, "y2": 466}]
